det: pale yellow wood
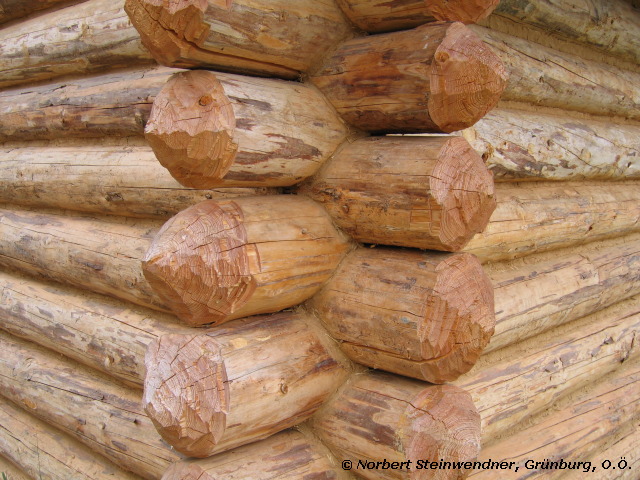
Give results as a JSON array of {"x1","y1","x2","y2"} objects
[
  {"x1": 162, "y1": 430, "x2": 349, "y2": 480},
  {"x1": 583, "y1": 430, "x2": 640, "y2": 480},
  {"x1": 0, "y1": 331, "x2": 181, "y2": 479},
  {"x1": 0, "y1": 139, "x2": 273, "y2": 218},
  {"x1": 124, "y1": 0, "x2": 353, "y2": 78},
  {"x1": 487, "y1": 233, "x2": 640, "y2": 353},
  {"x1": 144, "y1": 312, "x2": 350, "y2": 457},
  {"x1": 465, "y1": 182, "x2": 640, "y2": 263},
  {"x1": 455, "y1": 297, "x2": 640, "y2": 444},
  {"x1": 0, "y1": 0, "x2": 154, "y2": 89},
  {"x1": 0, "y1": 395, "x2": 144, "y2": 480},
  {"x1": 459, "y1": 106, "x2": 640, "y2": 181},
  {"x1": 470, "y1": 26, "x2": 640, "y2": 121},
  {"x1": 0, "y1": 455, "x2": 30, "y2": 480}
]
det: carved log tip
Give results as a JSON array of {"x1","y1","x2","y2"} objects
[
  {"x1": 146, "y1": 70, "x2": 238, "y2": 188},
  {"x1": 404, "y1": 385, "x2": 481, "y2": 472},
  {"x1": 144, "y1": 333, "x2": 230, "y2": 457},
  {"x1": 419, "y1": 253, "x2": 495, "y2": 383},
  {"x1": 431, "y1": 137, "x2": 496, "y2": 251},
  {"x1": 427, "y1": 0, "x2": 501, "y2": 24},
  {"x1": 428, "y1": 22, "x2": 508, "y2": 132},
  {"x1": 142, "y1": 200, "x2": 256, "y2": 326}
]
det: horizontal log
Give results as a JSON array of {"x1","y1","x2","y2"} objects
[
  {"x1": 143, "y1": 196, "x2": 350, "y2": 326},
  {"x1": 335, "y1": 0, "x2": 500, "y2": 32},
  {"x1": 0, "y1": 0, "x2": 154, "y2": 89},
  {"x1": 0, "y1": 269, "x2": 187, "y2": 388},
  {"x1": 0, "y1": 456, "x2": 30, "y2": 480},
  {"x1": 0, "y1": 67, "x2": 176, "y2": 141},
  {"x1": 486, "y1": 0, "x2": 640, "y2": 69},
  {"x1": 464, "y1": 182, "x2": 640, "y2": 263},
  {"x1": 145, "y1": 69, "x2": 349, "y2": 188},
  {"x1": 0, "y1": 140, "x2": 273, "y2": 218},
  {"x1": 586, "y1": 430, "x2": 640, "y2": 480},
  {"x1": 145, "y1": 312, "x2": 350, "y2": 457},
  {"x1": 470, "y1": 359, "x2": 640, "y2": 479},
  {"x1": 459, "y1": 106, "x2": 640, "y2": 181},
  {"x1": 0, "y1": 331, "x2": 181, "y2": 479},
  {"x1": 455, "y1": 296, "x2": 640, "y2": 443},
  {"x1": 124, "y1": 0, "x2": 353, "y2": 79},
  {"x1": 308, "y1": 247, "x2": 495, "y2": 383},
  {"x1": 302, "y1": 136, "x2": 496, "y2": 251},
  {"x1": 313, "y1": 372, "x2": 481, "y2": 480},
  {"x1": 470, "y1": 26, "x2": 640, "y2": 121},
  {"x1": 162, "y1": 430, "x2": 348, "y2": 480},
  {"x1": 0, "y1": 395, "x2": 143, "y2": 480},
  {"x1": 312, "y1": 22, "x2": 507, "y2": 133},
  {"x1": 488, "y1": 234, "x2": 640, "y2": 353},
  {"x1": 0, "y1": 0, "x2": 85, "y2": 25},
  {"x1": 0, "y1": 207, "x2": 166, "y2": 312}
]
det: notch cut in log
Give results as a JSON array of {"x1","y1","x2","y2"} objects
[
  {"x1": 459, "y1": 106, "x2": 640, "y2": 182},
  {"x1": 0, "y1": 0, "x2": 153, "y2": 89},
  {"x1": 142, "y1": 196, "x2": 351, "y2": 326},
  {"x1": 313, "y1": 372, "x2": 481, "y2": 480},
  {"x1": 312, "y1": 22, "x2": 507, "y2": 133},
  {"x1": 0, "y1": 395, "x2": 144, "y2": 480},
  {"x1": 144, "y1": 312, "x2": 350, "y2": 457},
  {"x1": 308, "y1": 248, "x2": 495, "y2": 383},
  {"x1": 0, "y1": 330, "x2": 181, "y2": 479},
  {"x1": 145, "y1": 70, "x2": 348, "y2": 188},
  {"x1": 336, "y1": 0, "x2": 500, "y2": 32},
  {"x1": 0, "y1": 139, "x2": 273, "y2": 219},
  {"x1": 162, "y1": 430, "x2": 348, "y2": 480},
  {"x1": 302, "y1": 136, "x2": 496, "y2": 251},
  {"x1": 124, "y1": 0, "x2": 353, "y2": 79}
]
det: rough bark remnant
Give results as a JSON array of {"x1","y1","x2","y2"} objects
[
  {"x1": 314, "y1": 372, "x2": 481, "y2": 480},
  {"x1": 143, "y1": 196, "x2": 351, "y2": 326},
  {"x1": 312, "y1": 22, "x2": 507, "y2": 133},
  {"x1": 124, "y1": 0, "x2": 353, "y2": 78},
  {"x1": 144, "y1": 312, "x2": 349, "y2": 457},
  {"x1": 302, "y1": 136, "x2": 496, "y2": 251},
  {"x1": 309, "y1": 248, "x2": 495, "y2": 383}
]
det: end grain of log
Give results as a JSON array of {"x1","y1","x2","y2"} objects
[
  {"x1": 303, "y1": 136, "x2": 496, "y2": 251},
  {"x1": 336, "y1": 0, "x2": 500, "y2": 33},
  {"x1": 309, "y1": 248, "x2": 495, "y2": 383},
  {"x1": 143, "y1": 313, "x2": 350, "y2": 457},
  {"x1": 314, "y1": 372, "x2": 481, "y2": 480},
  {"x1": 312, "y1": 22, "x2": 508, "y2": 133},
  {"x1": 142, "y1": 196, "x2": 351, "y2": 326}
]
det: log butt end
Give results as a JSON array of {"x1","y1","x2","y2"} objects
[
  {"x1": 145, "y1": 71, "x2": 238, "y2": 188},
  {"x1": 432, "y1": 137, "x2": 496, "y2": 251},
  {"x1": 142, "y1": 200, "x2": 257, "y2": 327},
  {"x1": 144, "y1": 334, "x2": 230, "y2": 458},
  {"x1": 428, "y1": 22, "x2": 508, "y2": 132},
  {"x1": 419, "y1": 253, "x2": 495, "y2": 383},
  {"x1": 404, "y1": 384, "x2": 481, "y2": 477},
  {"x1": 428, "y1": 0, "x2": 501, "y2": 24}
]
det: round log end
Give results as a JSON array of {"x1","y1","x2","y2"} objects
[
  {"x1": 404, "y1": 385, "x2": 481, "y2": 479},
  {"x1": 427, "y1": 0, "x2": 501, "y2": 24},
  {"x1": 431, "y1": 137, "x2": 496, "y2": 250},
  {"x1": 428, "y1": 22, "x2": 508, "y2": 133},
  {"x1": 419, "y1": 253, "x2": 495, "y2": 383},
  {"x1": 142, "y1": 200, "x2": 257, "y2": 326},
  {"x1": 125, "y1": 0, "x2": 211, "y2": 65},
  {"x1": 143, "y1": 334, "x2": 230, "y2": 458},
  {"x1": 146, "y1": 71, "x2": 238, "y2": 188}
]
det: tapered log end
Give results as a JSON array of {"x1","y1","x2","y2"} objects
[
  {"x1": 125, "y1": 0, "x2": 210, "y2": 66},
  {"x1": 143, "y1": 334, "x2": 230, "y2": 458},
  {"x1": 428, "y1": 22, "x2": 508, "y2": 132},
  {"x1": 404, "y1": 384, "x2": 481, "y2": 479},
  {"x1": 432, "y1": 137, "x2": 496, "y2": 250},
  {"x1": 146, "y1": 71, "x2": 238, "y2": 188},
  {"x1": 427, "y1": 0, "x2": 501, "y2": 24},
  {"x1": 420, "y1": 253, "x2": 495, "y2": 383},
  {"x1": 142, "y1": 200, "x2": 257, "y2": 326}
]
